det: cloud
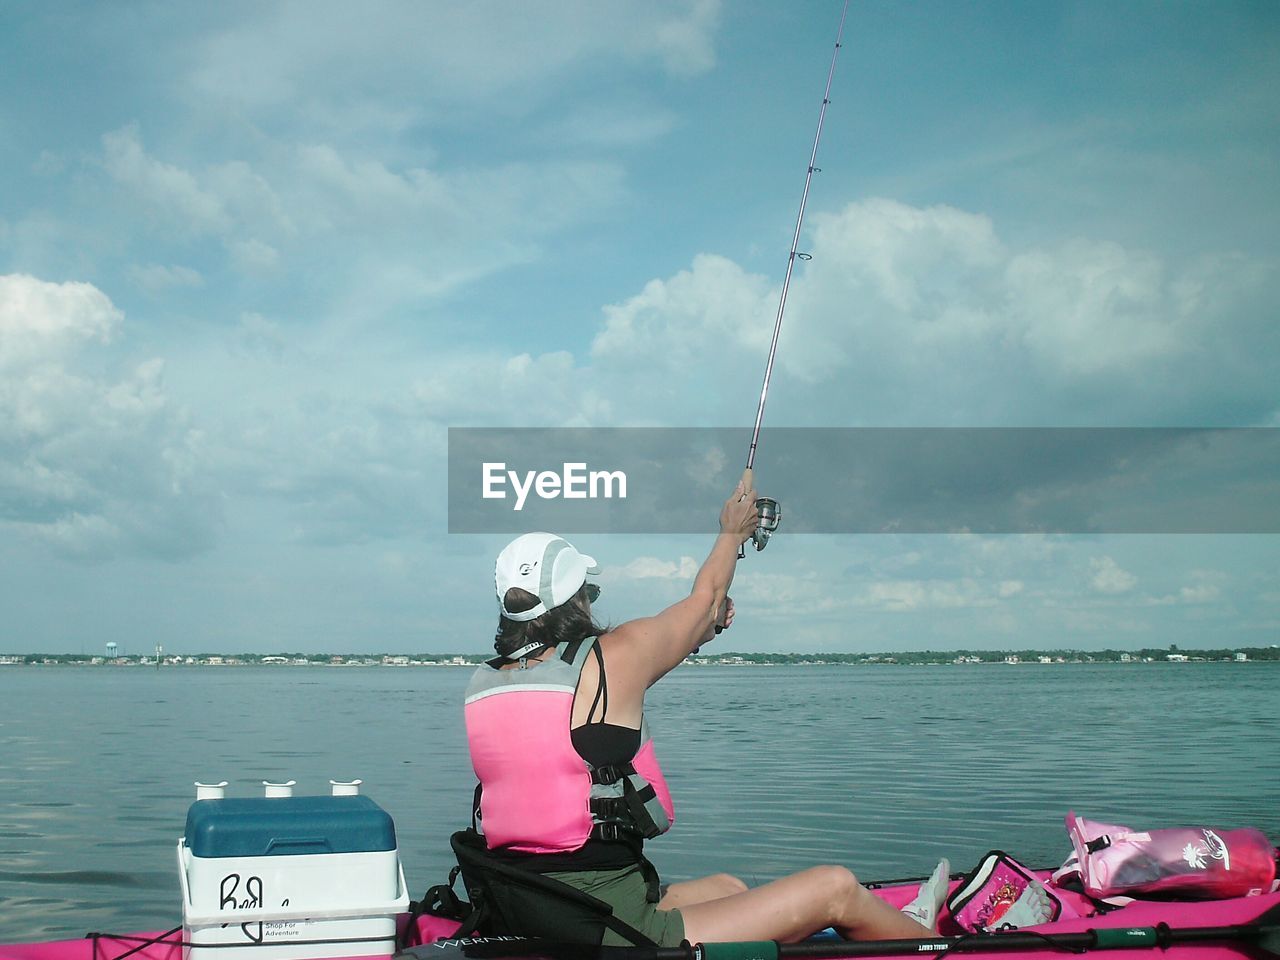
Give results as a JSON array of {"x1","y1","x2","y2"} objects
[
  {"x1": 407, "y1": 350, "x2": 611, "y2": 427},
  {"x1": 585, "y1": 198, "x2": 1279, "y2": 426},
  {"x1": 862, "y1": 579, "x2": 928, "y2": 610},
  {"x1": 184, "y1": 1, "x2": 721, "y2": 133},
  {"x1": 611, "y1": 556, "x2": 700, "y2": 580},
  {"x1": 1008, "y1": 241, "x2": 1187, "y2": 374},
  {"x1": 290, "y1": 144, "x2": 624, "y2": 259},
  {"x1": 0, "y1": 274, "x2": 220, "y2": 561},
  {"x1": 541, "y1": 103, "x2": 679, "y2": 150},
  {"x1": 32, "y1": 150, "x2": 66, "y2": 176},
  {"x1": 796, "y1": 200, "x2": 1214, "y2": 387},
  {"x1": 235, "y1": 312, "x2": 287, "y2": 358},
  {"x1": 1089, "y1": 555, "x2": 1137, "y2": 594},
  {"x1": 0, "y1": 273, "x2": 117, "y2": 368},
  {"x1": 230, "y1": 184, "x2": 1278, "y2": 549},
  {"x1": 128, "y1": 262, "x2": 205, "y2": 295},
  {"x1": 101, "y1": 125, "x2": 232, "y2": 236},
  {"x1": 100, "y1": 125, "x2": 293, "y2": 242},
  {"x1": 732, "y1": 564, "x2": 1018, "y2": 618},
  {"x1": 588, "y1": 253, "x2": 775, "y2": 423},
  {"x1": 1178, "y1": 582, "x2": 1221, "y2": 603},
  {"x1": 210, "y1": 374, "x2": 452, "y2": 546},
  {"x1": 1175, "y1": 568, "x2": 1226, "y2": 604},
  {"x1": 858, "y1": 578, "x2": 1005, "y2": 612},
  {"x1": 593, "y1": 253, "x2": 774, "y2": 364},
  {"x1": 156, "y1": 342, "x2": 614, "y2": 552},
  {"x1": 645, "y1": 0, "x2": 720, "y2": 76},
  {"x1": 227, "y1": 237, "x2": 279, "y2": 272},
  {"x1": 153, "y1": 183, "x2": 1275, "y2": 551},
  {"x1": 686, "y1": 444, "x2": 728, "y2": 491},
  {"x1": 94, "y1": 126, "x2": 626, "y2": 311}
]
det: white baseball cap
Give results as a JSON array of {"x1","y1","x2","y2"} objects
[{"x1": 495, "y1": 532, "x2": 600, "y2": 622}]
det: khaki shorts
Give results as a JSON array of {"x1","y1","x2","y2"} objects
[{"x1": 545, "y1": 863, "x2": 686, "y2": 947}]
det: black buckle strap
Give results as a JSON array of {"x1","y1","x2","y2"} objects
[
  {"x1": 589, "y1": 796, "x2": 629, "y2": 820},
  {"x1": 638, "y1": 856, "x2": 661, "y2": 904},
  {"x1": 619, "y1": 780, "x2": 661, "y2": 840},
  {"x1": 590, "y1": 763, "x2": 635, "y2": 785},
  {"x1": 590, "y1": 821, "x2": 629, "y2": 841},
  {"x1": 589, "y1": 781, "x2": 662, "y2": 842},
  {"x1": 588, "y1": 794, "x2": 639, "y2": 841}
]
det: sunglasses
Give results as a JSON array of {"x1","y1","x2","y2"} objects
[{"x1": 584, "y1": 583, "x2": 601, "y2": 603}]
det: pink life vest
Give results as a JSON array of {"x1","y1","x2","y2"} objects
[
  {"x1": 464, "y1": 636, "x2": 675, "y2": 854},
  {"x1": 1061, "y1": 812, "x2": 1279, "y2": 900}
]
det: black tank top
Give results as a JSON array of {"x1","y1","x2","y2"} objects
[{"x1": 571, "y1": 722, "x2": 641, "y2": 766}]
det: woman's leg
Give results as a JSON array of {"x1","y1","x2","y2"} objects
[
  {"x1": 659, "y1": 873, "x2": 749, "y2": 910},
  {"x1": 676, "y1": 865, "x2": 933, "y2": 945}
]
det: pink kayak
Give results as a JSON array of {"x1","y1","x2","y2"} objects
[{"x1": 3, "y1": 868, "x2": 1278, "y2": 960}]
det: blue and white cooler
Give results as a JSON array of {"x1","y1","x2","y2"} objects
[{"x1": 178, "y1": 786, "x2": 409, "y2": 960}]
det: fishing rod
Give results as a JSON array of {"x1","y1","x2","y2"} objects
[{"x1": 741, "y1": 0, "x2": 850, "y2": 556}]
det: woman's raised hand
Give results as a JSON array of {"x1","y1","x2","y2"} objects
[{"x1": 720, "y1": 479, "x2": 760, "y2": 546}]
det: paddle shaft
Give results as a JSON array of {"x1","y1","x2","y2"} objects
[
  {"x1": 414, "y1": 911, "x2": 1280, "y2": 960},
  {"x1": 679, "y1": 915, "x2": 1280, "y2": 960}
]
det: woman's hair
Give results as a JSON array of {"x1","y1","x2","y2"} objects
[{"x1": 494, "y1": 584, "x2": 605, "y2": 657}]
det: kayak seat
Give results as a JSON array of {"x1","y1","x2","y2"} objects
[{"x1": 448, "y1": 828, "x2": 657, "y2": 947}]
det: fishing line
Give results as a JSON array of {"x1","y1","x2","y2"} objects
[{"x1": 741, "y1": 0, "x2": 851, "y2": 555}]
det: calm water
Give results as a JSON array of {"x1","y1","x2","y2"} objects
[{"x1": 0, "y1": 663, "x2": 1276, "y2": 942}]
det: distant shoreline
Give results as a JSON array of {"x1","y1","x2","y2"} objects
[{"x1": 2, "y1": 646, "x2": 1276, "y2": 667}]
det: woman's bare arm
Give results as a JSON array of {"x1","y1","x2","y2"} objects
[{"x1": 599, "y1": 480, "x2": 759, "y2": 704}]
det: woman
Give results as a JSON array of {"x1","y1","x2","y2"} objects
[{"x1": 464, "y1": 479, "x2": 949, "y2": 946}]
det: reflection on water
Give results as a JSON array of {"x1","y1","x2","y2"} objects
[{"x1": 0, "y1": 662, "x2": 1276, "y2": 941}]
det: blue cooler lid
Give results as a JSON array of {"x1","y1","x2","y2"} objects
[{"x1": 184, "y1": 795, "x2": 397, "y2": 858}]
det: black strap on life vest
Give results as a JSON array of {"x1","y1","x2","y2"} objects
[
  {"x1": 589, "y1": 763, "x2": 633, "y2": 785},
  {"x1": 561, "y1": 637, "x2": 588, "y2": 664},
  {"x1": 588, "y1": 777, "x2": 663, "y2": 841}
]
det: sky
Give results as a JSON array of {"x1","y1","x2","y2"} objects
[{"x1": 1, "y1": 0, "x2": 1277, "y2": 656}]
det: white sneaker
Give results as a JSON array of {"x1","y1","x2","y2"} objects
[{"x1": 901, "y1": 859, "x2": 951, "y2": 932}]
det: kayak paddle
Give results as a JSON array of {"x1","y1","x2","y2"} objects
[
  {"x1": 688, "y1": 902, "x2": 1280, "y2": 960},
  {"x1": 403, "y1": 902, "x2": 1280, "y2": 960}
]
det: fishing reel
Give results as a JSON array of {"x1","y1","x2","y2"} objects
[{"x1": 739, "y1": 497, "x2": 782, "y2": 557}]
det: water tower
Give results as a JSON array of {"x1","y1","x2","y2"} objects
[{"x1": 106, "y1": 641, "x2": 118, "y2": 659}]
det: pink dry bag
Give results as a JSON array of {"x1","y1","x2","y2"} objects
[{"x1": 1063, "y1": 811, "x2": 1279, "y2": 900}]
